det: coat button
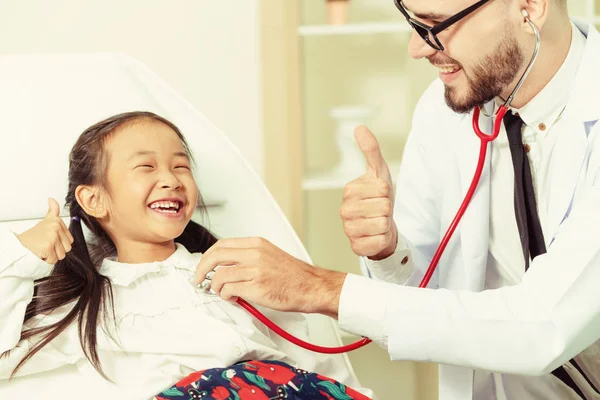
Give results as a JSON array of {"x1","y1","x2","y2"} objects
[
  {"x1": 538, "y1": 123, "x2": 546, "y2": 131},
  {"x1": 401, "y1": 256, "x2": 409, "y2": 265}
]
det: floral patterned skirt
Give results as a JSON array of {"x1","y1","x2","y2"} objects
[{"x1": 154, "y1": 360, "x2": 371, "y2": 400}]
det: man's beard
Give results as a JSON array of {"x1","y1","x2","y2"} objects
[{"x1": 442, "y1": 30, "x2": 525, "y2": 114}]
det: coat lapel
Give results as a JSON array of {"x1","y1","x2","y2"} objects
[
  {"x1": 544, "y1": 113, "x2": 588, "y2": 242},
  {"x1": 546, "y1": 23, "x2": 600, "y2": 242}
]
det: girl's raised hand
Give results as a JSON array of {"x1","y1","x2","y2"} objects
[{"x1": 17, "y1": 198, "x2": 74, "y2": 264}]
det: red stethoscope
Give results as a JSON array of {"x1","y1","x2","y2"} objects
[{"x1": 204, "y1": 11, "x2": 541, "y2": 354}]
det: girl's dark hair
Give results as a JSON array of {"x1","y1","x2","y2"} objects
[{"x1": 10, "y1": 111, "x2": 218, "y2": 378}]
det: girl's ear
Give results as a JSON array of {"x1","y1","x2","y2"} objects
[{"x1": 75, "y1": 185, "x2": 108, "y2": 219}]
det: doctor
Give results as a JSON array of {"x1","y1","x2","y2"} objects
[{"x1": 196, "y1": 0, "x2": 600, "y2": 398}]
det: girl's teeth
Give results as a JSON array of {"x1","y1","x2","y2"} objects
[
  {"x1": 149, "y1": 201, "x2": 181, "y2": 210},
  {"x1": 154, "y1": 208, "x2": 177, "y2": 214}
]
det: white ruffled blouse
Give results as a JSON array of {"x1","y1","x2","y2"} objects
[{"x1": 0, "y1": 229, "x2": 319, "y2": 399}]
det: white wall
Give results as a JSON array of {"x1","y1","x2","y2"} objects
[{"x1": 0, "y1": 0, "x2": 264, "y2": 177}]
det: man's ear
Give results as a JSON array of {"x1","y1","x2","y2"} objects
[{"x1": 519, "y1": 0, "x2": 549, "y2": 33}]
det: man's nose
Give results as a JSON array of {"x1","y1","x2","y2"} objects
[{"x1": 408, "y1": 31, "x2": 438, "y2": 60}]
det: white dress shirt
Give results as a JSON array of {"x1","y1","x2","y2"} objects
[
  {"x1": 485, "y1": 22, "x2": 586, "y2": 292},
  {"x1": 339, "y1": 22, "x2": 598, "y2": 399},
  {"x1": 0, "y1": 229, "x2": 315, "y2": 399}
]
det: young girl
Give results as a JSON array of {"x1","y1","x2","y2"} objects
[{"x1": 0, "y1": 112, "x2": 370, "y2": 399}]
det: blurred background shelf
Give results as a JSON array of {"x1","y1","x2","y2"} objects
[
  {"x1": 298, "y1": 15, "x2": 600, "y2": 37},
  {"x1": 303, "y1": 161, "x2": 402, "y2": 191},
  {"x1": 298, "y1": 22, "x2": 411, "y2": 36}
]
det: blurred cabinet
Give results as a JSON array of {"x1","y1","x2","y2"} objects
[
  {"x1": 299, "y1": 0, "x2": 435, "y2": 280},
  {"x1": 297, "y1": 2, "x2": 437, "y2": 400}
]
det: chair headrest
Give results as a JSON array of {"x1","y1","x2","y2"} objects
[
  {"x1": 0, "y1": 52, "x2": 307, "y2": 260},
  {"x1": 0, "y1": 53, "x2": 225, "y2": 221}
]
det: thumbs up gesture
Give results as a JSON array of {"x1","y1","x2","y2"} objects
[
  {"x1": 16, "y1": 198, "x2": 74, "y2": 264},
  {"x1": 340, "y1": 126, "x2": 398, "y2": 260}
]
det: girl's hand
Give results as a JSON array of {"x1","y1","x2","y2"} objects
[{"x1": 16, "y1": 198, "x2": 74, "y2": 264}]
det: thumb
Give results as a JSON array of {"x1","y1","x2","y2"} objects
[
  {"x1": 46, "y1": 198, "x2": 60, "y2": 218},
  {"x1": 354, "y1": 125, "x2": 391, "y2": 180}
]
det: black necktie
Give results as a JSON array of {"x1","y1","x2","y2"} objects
[
  {"x1": 504, "y1": 111, "x2": 588, "y2": 398},
  {"x1": 503, "y1": 111, "x2": 546, "y2": 270}
]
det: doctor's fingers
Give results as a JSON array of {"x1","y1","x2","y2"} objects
[
  {"x1": 201, "y1": 237, "x2": 275, "y2": 259},
  {"x1": 349, "y1": 231, "x2": 394, "y2": 257},
  {"x1": 215, "y1": 271, "x2": 302, "y2": 312},
  {"x1": 194, "y1": 246, "x2": 267, "y2": 283},
  {"x1": 340, "y1": 198, "x2": 393, "y2": 219},
  {"x1": 343, "y1": 217, "x2": 391, "y2": 238},
  {"x1": 354, "y1": 125, "x2": 391, "y2": 179},
  {"x1": 209, "y1": 266, "x2": 257, "y2": 296},
  {"x1": 342, "y1": 177, "x2": 392, "y2": 200}
]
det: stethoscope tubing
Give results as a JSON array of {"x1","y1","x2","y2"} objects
[{"x1": 232, "y1": 14, "x2": 542, "y2": 354}]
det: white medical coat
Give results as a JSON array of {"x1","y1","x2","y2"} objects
[{"x1": 376, "y1": 21, "x2": 600, "y2": 399}]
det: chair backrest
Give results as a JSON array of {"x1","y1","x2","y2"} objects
[{"x1": 0, "y1": 53, "x2": 360, "y2": 390}]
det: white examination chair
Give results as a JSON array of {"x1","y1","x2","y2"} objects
[{"x1": 0, "y1": 53, "x2": 369, "y2": 399}]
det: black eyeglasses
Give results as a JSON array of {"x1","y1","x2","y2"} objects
[{"x1": 394, "y1": 0, "x2": 491, "y2": 51}]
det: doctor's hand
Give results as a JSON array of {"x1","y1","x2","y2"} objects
[
  {"x1": 194, "y1": 238, "x2": 347, "y2": 318},
  {"x1": 340, "y1": 126, "x2": 398, "y2": 260},
  {"x1": 16, "y1": 198, "x2": 74, "y2": 264}
]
